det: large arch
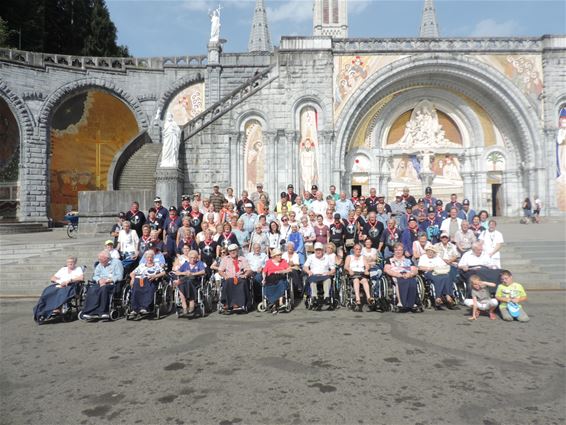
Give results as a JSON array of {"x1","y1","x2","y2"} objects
[
  {"x1": 37, "y1": 79, "x2": 147, "y2": 221},
  {"x1": 333, "y1": 54, "x2": 543, "y2": 214}
]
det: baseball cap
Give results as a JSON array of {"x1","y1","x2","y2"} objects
[
  {"x1": 287, "y1": 184, "x2": 294, "y2": 189},
  {"x1": 377, "y1": 193, "x2": 385, "y2": 198},
  {"x1": 244, "y1": 203, "x2": 253, "y2": 208},
  {"x1": 256, "y1": 183, "x2": 263, "y2": 188},
  {"x1": 395, "y1": 192, "x2": 403, "y2": 197},
  {"x1": 417, "y1": 198, "x2": 424, "y2": 203},
  {"x1": 427, "y1": 206, "x2": 435, "y2": 214},
  {"x1": 154, "y1": 196, "x2": 162, "y2": 203},
  {"x1": 334, "y1": 213, "x2": 341, "y2": 219},
  {"x1": 227, "y1": 244, "x2": 239, "y2": 251},
  {"x1": 463, "y1": 199, "x2": 470, "y2": 205},
  {"x1": 408, "y1": 216, "x2": 417, "y2": 223},
  {"x1": 314, "y1": 242, "x2": 324, "y2": 250},
  {"x1": 168, "y1": 206, "x2": 177, "y2": 212},
  {"x1": 182, "y1": 194, "x2": 190, "y2": 201},
  {"x1": 311, "y1": 185, "x2": 318, "y2": 190},
  {"x1": 440, "y1": 231, "x2": 449, "y2": 239},
  {"x1": 436, "y1": 200, "x2": 443, "y2": 206},
  {"x1": 118, "y1": 212, "x2": 125, "y2": 218},
  {"x1": 104, "y1": 240, "x2": 114, "y2": 245},
  {"x1": 280, "y1": 192, "x2": 288, "y2": 198},
  {"x1": 425, "y1": 186, "x2": 432, "y2": 194}
]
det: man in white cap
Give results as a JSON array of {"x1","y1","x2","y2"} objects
[
  {"x1": 152, "y1": 196, "x2": 169, "y2": 227},
  {"x1": 218, "y1": 243, "x2": 252, "y2": 312},
  {"x1": 104, "y1": 239, "x2": 121, "y2": 260},
  {"x1": 390, "y1": 191, "x2": 406, "y2": 218},
  {"x1": 303, "y1": 242, "x2": 335, "y2": 306}
]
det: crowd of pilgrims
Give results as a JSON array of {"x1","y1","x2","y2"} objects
[{"x1": 34, "y1": 182, "x2": 529, "y2": 322}]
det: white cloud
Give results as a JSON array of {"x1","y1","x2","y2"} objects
[
  {"x1": 470, "y1": 19, "x2": 522, "y2": 37},
  {"x1": 267, "y1": 0, "x2": 313, "y2": 23}
]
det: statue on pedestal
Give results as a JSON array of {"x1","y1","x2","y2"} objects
[
  {"x1": 209, "y1": 5, "x2": 222, "y2": 44},
  {"x1": 160, "y1": 112, "x2": 181, "y2": 168}
]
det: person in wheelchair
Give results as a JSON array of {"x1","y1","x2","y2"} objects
[
  {"x1": 262, "y1": 248, "x2": 292, "y2": 314},
  {"x1": 303, "y1": 242, "x2": 336, "y2": 306},
  {"x1": 172, "y1": 248, "x2": 206, "y2": 317},
  {"x1": 344, "y1": 244, "x2": 374, "y2": 309},
  {"x1": 33, "y1": 256, "x2": 84, "y2": 323},
  {"x1": 384, "y1": 242, "x2": 421, "y2": 313},
  {"x1": 282, "y1": 242, "x2": 303, "y2": 298},
  {"x1": 218, "y1": 244, "x2": 252, "y2": 312},
  {"x1": 81, "y1": 251, "x2": 124, "y2": 320},
  {"x1": 246, "y1": 242, "x2": 268, "y2": 304},
  {"x1": 418, "y1": 243, "x2": 456, "y2": 309},
  {"x1": 128, "y1": 250, "x2": 166, "y2": 318}
]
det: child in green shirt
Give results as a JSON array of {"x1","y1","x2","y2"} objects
[{"x1": 495, "y1": 270, "x2": 529, "y2": 322}]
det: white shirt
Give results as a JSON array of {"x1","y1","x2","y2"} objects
[
  {"x1": 107, "y1": 248, "x2": 121, "y2": 260},
  {"x1": 52, "y1": 266, "x2": 83, "y2": 284},
  {"x1": 311, "y1": 200, "x2": 327, "y2": 216},
  {"x1": 282, "y1": 252, "x2": 300, "y2": 267},
  {"x1": 458, "y1": 251, "x2": 492, "y2": 269},
  {"x1": 479, "y1": 229, "x2": 504, "y2": 264},
  {"x1": 418, "y1": 255, "x2": 450, "y2": 274},
  {"x1": 118, "y1": 229, "x2": 139, "y2": 254},
  {"x1": 304, "y1": 254, "x2": 335, "y2": 275},
  {"x1": 440, "y1": 217, "x2": 463, "y2": 238},
  {"x1": 300, "y1": 225, "x2": 315, "y2": 241}
]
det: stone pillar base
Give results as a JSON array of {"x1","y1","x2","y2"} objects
[{"x1": 156, "y1": 167, "x2": 184, "y2": 209}]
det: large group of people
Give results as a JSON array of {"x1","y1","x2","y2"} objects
[{"x1": 33, "y1": 184, "x2": 530, "y2": 323}]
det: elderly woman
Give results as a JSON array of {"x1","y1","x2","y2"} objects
[
  {"x1": 33, "y1": 256, "x2": 84, "y2": 322},
  {"x1": 192, "y1": 192, "x2": 204, "y2": 214},
  {"x1": 262, "y1": 248, "x2": 291, "y2": 313},
  {"x1": 418, "y1": 243, "x2": 455, "y2": 308},
  {"x1": 196, "y1": 221, "x2": 209, "y2": 244},
  {"x1": 233, "y1": 219, "x2": 250, "y2": 254},
  {"x1": 218, "y1": 244, "x2": 252, "y2": 312},
  {"x1": 176, "y1": 217, "x2": 193, "y2": 246},
  {"x1": 173, "y1": 249, "x2": 206, "y2": 316},
  {"x1": 384, "y1": 242, "x2": 420, "y2": 313},
  {"x1": 314, "y1": 214, "x2": 329, "y2": 246},
  {"x1": 412, "y1": 232, "x2": 429, "y2": 262},
  {"x1": 345, "y1": 244, "x2": 373, "y2": 309},
  {"x1": 249, "y1": 223, "x2": 270, "y2": 254},
  {"x1": 257, "y1": 193, "x2": 269, "y2": 215},
  {"x1": 176, "y1": 226, "x2": 197, "y2": 254},
  {"x1": 128, "y1": 250, "x2": 166, "y2": 318}
]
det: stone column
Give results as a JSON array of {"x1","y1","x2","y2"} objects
[
  {"x1": 206, "y1": 42, "x2": 222, "y2": 106},
  {"x1": 263, "y1": 130, "x2": 277, "y2": 197},
  {"x1": 502, "y1": 170, "x2": 521, "y2": 216}
]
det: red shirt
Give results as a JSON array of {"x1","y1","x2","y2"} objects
[{"x1": 264, "y1": 259, "x2": 289, "y2": 276}]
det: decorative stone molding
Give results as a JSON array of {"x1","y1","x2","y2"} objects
[
  {"x1": 21, "y1": 91, "x2": 45, "y2": 101},
  {"x1": 0, "y1": 81, "x2": 35, "y2": 138}
]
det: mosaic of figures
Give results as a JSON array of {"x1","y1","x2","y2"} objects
[
  {"x1": 299, "y1": 107, "x2": 320, "y2": 192},
  {"x1": 244, "y1": 119, "x2": 265, "y2": 194},
  {"x1": 165, "y1": 83, "x2": 205, "y2": 127}
]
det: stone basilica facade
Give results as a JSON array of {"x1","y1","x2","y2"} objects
[{"x1": 0, "y1": 0, "x2": 565, "y2": 226}]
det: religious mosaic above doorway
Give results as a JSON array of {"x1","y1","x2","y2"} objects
[{"x1": 165, "y1": 83, "x2": 205, "y2": 127}]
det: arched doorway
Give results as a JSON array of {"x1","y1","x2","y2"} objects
[
  {"x1": 49, "y1": 90, "x2": 139, "y2": 221},
  {"x1": 0, "y1": 97, "x2": 20, "y2": 220},
  {"x1": 334, "y1": 55, "x2": 541, "y2": 216}
]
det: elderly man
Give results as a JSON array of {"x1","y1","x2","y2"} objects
[
  {"x1": 458, "y1": 198, "x2": 476, "y2": 222},
  {"x1": 117, "y1": 220, "x2": 139, "y2": 273},
  {"x1": 420, "y1": 206, "x2": 442, "y2": 244},
  {"x1": 444, "y1": 193, "x2": 463, "y2": 212},
  {"x1": 401, "y1": 187, "x2": 416, "y2": 208},
  {"x1": 251, "y1": 183, "x2": 270, "y2": 208},
  {"x1": 440, "y1": 207, "x2": 463, "y2": 242},
  {"x1": 153, "y1": 196, "x2": 169, "y2": 227},
  {"x1": 379, "y1": 218, "x2": 401, "y2": 259},
  {"x1": 246, "y1": 242, "x2": 268, "y2": 303},
  {"x1": 286, "y1": 184, "x2": 298, "y2": 204},
  {"x1": 365, "y1": 188, "x2": 380, "y2": 213},
  {"x1": 311, "y1": 191, "x2": 327, "y2": 216},
  {"x1": 303, "y1": 242, "x2": 336, "y2": 307},
  {"x1": 335, "y1": 191, "x2": 354, "y2": 219},
  {"x1": 240, "y1": 203, "x2": 258, "y2": 235},
  {"x1": 209, "y1": 185, "x2": 227, "y2": 212},
  {"x1": 390, "y1": 192, "x2": 406, "y2": 218},
  {"x1": 81, "y1": 251, "x2": 124, "y2": 320},
  {"x1": 33, "y1": 256, "x2": 84, "y2": 322},
  {"x1": 329, "y1": 185, "x2": 340, "y2": 201},
  {"x1": 434, "y1": 231, "x2": 460, "y2": 283},
  {"x1": 249, "y1": 223, "x2": 269, "y2": 254},
  {"x1": 454, "y1": 220, "x2": 476, "y2": 254},
  {"x1": 218, "y1": 244, "x2": 252, "y2": 312},
  {"x1": 458, "y1": 241, "x2": 502, "y2": 294},
  {"x1": 479, "y1": 219, "x2": 504, "y2": 268}
]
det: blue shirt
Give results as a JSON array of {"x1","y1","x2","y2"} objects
[
  {"x1": 240, "y1": 213, "x2": 258, "y2": 234},
  {"x1": 246, "y1": 252, "x2": 268, "y2": 272},
  {"x1": 178, "y1": 260, "x2": 206, "y2": 273},
  {"x1": 93, "y1": 258, "x2": 124, "y2": 283},
  {"x1": 335, "y1": 199, "x2": 354, "y2": 219}
]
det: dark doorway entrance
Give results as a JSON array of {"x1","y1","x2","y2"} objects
[
  {"x1": 491, "y1": 184, "x2": 502, "y2": 216},
  {"x1": 351, "y1": 185, "x2": 362, "y2": 197}
]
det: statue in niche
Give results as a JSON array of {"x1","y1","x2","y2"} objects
[
  {"x1": 160, "y1": 112, "x2": 181, "y2": 168},
  {"x1": 396, "y1": 100, "x2": 454, "y2": 149},
  {"x1": 557, "y1": 108, "x2": 566, "y2": 179},
  {"x1": 209, "y1": 5, "x2": 222, "y2": 43},
  {"x1": 299, "y1": 107, "x2": 319, "y2": 191}
]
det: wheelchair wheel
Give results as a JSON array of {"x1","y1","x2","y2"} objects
[
  {"x1": 66, "y1": 223, "x2": 77, "y2": 239},
  {"x1": 78, "y1": 311, "x2": 87, "y2": 321},
  {"x1": 109, "y1": 310, "x2": 120, "y2": 321},
  {"x1": 257, "y1": 300, "x2": 267, "y2": 312},
  {"x1": 162, "y1": 284, "x2": 174, "y2": 315}
]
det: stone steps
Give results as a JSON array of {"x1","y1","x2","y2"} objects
[
  {"x1": 117, "y1": 144, "x2": 161, "y2": 191},
  {"x1": 0, "y1": 223, "x2": 51, "y2": 234}
]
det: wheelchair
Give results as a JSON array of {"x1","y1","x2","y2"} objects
[
  {"x1": 256, "y1": 273, "x2": 294, "y2": 313},
  {"x1": 382, "y1": 273, "x2": 426, "y2": 313},
  {"x1": 36, "y1": 274, "x2": 86, "y2": 325},
  {"x1": 78, "y1": 278, "x2": 129, "y2": 321},
  {"x1": 171, "y1": 273, "x2": 214, "y2": 318},
  {"x1": 124, "y1": 274, "x2": 174, "y2": 320},
  {"x1": 217, "y1": 276, "x2": 254, "y2": 314},
  {"x1": 304, "y1": 275, "x2": 339, "y2": 311},
  {"x1": 344, "y1": 273, "x2": 376, "y2": 312},
  {"x1": 420, "y1": 271, "x2": 464, "y2": 310}
]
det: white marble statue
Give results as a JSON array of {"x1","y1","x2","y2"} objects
[
  {"x1": 557, "y1": 112, "x2": 566, "y2": 179},
  {"x1": 160, "y1": 112, "x2": 181, "y2": 168},
  {"x1": 396, "y1": 100, "x2": 453, "y2": 148},
  {"x1": 300, "y1": 138, "x2": 318, "y2": 191},
  {"x1": 419, "y1": 151, "x2": 433, "y2": 173},
  {"x1": 209, "y1": 6, "x2": 221, "y2": 43}
]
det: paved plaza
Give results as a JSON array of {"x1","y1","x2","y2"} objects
[{"x1": 1, "y1": 292, "x2": 565, "y2": 425}]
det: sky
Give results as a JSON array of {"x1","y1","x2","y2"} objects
[{"x1": 106, "y1": 0, "x2": 566, "y2": 57}]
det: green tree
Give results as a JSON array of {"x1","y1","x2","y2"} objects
[
  {"x1": 0, "y1": 16, "x2": 8, "y2": 47},
  {"x1": 83, "y1": 0, "x2": 120, "y2": 56}
]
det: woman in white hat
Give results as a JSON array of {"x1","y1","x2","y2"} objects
[{"x1": 418, "y1": 243, "x2": 455, "y2": 308}]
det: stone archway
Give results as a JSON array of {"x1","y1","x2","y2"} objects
[{"x1": 334, "y1": 55, "x2": 543, "y2": 215}]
